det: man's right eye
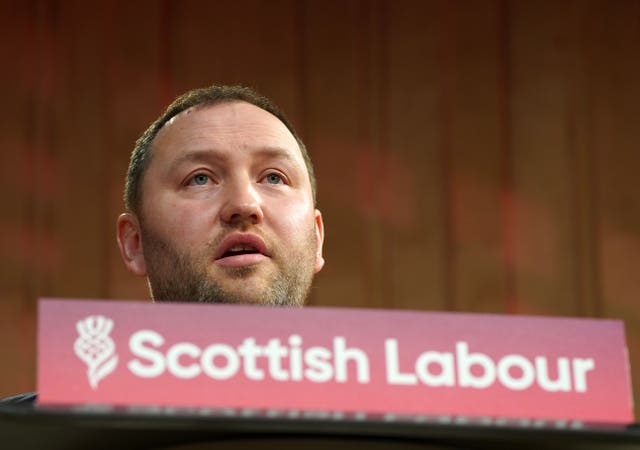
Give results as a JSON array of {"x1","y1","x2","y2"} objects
[{"x1": 190, "y1": 174, "x2": 210, "y2": 186}]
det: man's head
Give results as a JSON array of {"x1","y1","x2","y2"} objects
[{"x1": 117, "y1": 85, "x2": 324, "y2": 306}]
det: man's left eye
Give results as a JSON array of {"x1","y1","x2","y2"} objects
[{"x1": 264, "y1": 173, "x2": 283, "y2": 185}]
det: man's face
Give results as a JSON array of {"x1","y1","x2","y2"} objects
[{"x1": 117, "y1": 101, "x2": 324, "y2": 306}]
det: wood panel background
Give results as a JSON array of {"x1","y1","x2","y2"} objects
[{"x1": 1, "y1": 0, "x2": 639, "y2": 418}]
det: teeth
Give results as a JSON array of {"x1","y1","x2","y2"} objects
[{"x1": 228, "y1": 245, "x2": 256, "y2": 251}]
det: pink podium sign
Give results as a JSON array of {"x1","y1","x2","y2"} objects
[{"x1": 37, "y1": 298, "x2": 633, "y2": 423}]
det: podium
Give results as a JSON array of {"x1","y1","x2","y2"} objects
[
  {"x1": 26, "y1": 300, "x2": 637, "y2": 448},
  {"x1": 1, "y1": 404, "x2": 639, "y2": 450}
]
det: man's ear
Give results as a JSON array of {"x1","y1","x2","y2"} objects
[
  {"x1": 313, "y1": 209, "x2": 325, "y2": 273},
  {"x1": 116, "y1": 213, "x2": 147, "y2": 276}
]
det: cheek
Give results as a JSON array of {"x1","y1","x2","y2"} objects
[
  {"x1": 270, "y1": 198, "x2": 316, "y2": 233},
  {"x1": 149, "y1": 198, "x2": 217, "y2": 244}
]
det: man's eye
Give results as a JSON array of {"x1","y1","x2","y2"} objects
[
  {"x1": 191, "y1": 174, "x2": 210, "y2": 186},
  {"x1": 264, "y1": 173, "x2": 283, "y2": 185}
]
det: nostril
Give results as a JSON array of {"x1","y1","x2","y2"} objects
[
  {"x1": 227, "y1": 207, "x2": 262, "y2": 224},
  {"x1": 221, "y1": 198, "x2": 264, "y2": 225}
]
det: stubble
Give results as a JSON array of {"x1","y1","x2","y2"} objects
[{"x1": 139, "y1": 224, "x2": 317, "y2": 307}]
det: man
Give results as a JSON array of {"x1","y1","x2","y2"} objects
[
  {"x1": 1, "y1": 85, "x2": 324, "y2": 404},
  {"x1": 117, "y1": 85, "x2": 325, "y2": 306}
]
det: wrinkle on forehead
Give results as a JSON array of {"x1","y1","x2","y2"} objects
[
  {"x1": 161, "y1": 101, "x2": 278, "y2": 132},
  {"x1": 154, "y1": 102, "x2": 299, "y2": 155}
]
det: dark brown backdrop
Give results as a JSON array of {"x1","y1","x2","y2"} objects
[{"x1": 2, "y1": 0, "x2": 639, "y2": 418}]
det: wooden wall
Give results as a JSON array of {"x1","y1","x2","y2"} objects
[{"x1": 2, "y1": 0, "x2": 639, "y2": 418}]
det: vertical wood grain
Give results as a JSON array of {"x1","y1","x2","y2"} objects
[
  {"x1": 445, "y1": 1, "x2": 509, "y2": 313},
  {"x1": 301, "y1": 0, "x2": 371, "y2": 308},
  {"x1": 0, "y1": 0, "x2": 38, "y2": 395},
  {"x1": 169, "y1": 0, "x2": 299, "y2": 110},
  {"x1": 588, "y1": 0, "x2": 640, "y2": 408},
  {"x1": 103, "y1": 0, "x2": 167, "y2": 301},
  {"x1": 509, "y1": 0, "x2": 582, "y2": 316},
  {"x1": 386, "y1": 0, "x2": 448, "y2": 311},
  {"x1": 48, "y1": 1, "x2": 110, "y2": 301}
]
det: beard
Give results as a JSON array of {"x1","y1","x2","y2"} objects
[{"x1": 138, "y1": 223, "x2": 317, "y2": 307}]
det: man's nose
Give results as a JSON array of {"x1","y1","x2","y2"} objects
[{"x1": 219, "y1": 179, "x2": 264, "y2": 225}]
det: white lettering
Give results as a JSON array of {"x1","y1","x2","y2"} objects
[
  {"x1": 125, "y1": 331, "x2": 595, "y2": 394},
  {"x1": 572, "y1": 358, "x2": 595, "y2": 392},
  {"x1": 201, "y1": 344, "x2": 239, "y2": 379},
  {"x1": 385, "y1": 339, "x2": 417, "y2": 385},
  {"x1": 304, "y1": 346, "x2": 334, "y2": 382},
  {"x1": 166, "y1": 342, "x2": 201, "y2": 379},
  {"x1": 264, "y1": 338, "x2": 288, "y2": 381},
  {"x1": 334, "y1": 337, "x2": 370, "y2": 383},
  {"x1": 237, "y1": 338, "x2": 264, "y2": 380},
  {"x1": 536, "y1": 357, "x2": 571, "y2": 392},
  {"x1": 289, "y1": 335, "x2": 303, "y2": 381},
  {"x1": 457, "y1": 342, "x2": 496, "y2": 389},
  {"x1": 385, "y1": 340, "x2": 594, "y2": 393},
  {"x1": 127, "y1": 333, "x2": 368, "y2": 384},
  {"x1": 415, "y1": 351, "x2": 454, "y2": 387},
  {"x1": 128, "y1": 330, "x2": 166, "y2": 378},
  {"x1": 497, "y1": 355, "x2": 535, "y2": 390}
]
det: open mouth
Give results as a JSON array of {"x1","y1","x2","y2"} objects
[
  {"x1": 214, "y1": 234, "x2": 270, "y2": 267},
  {"x1": 222, "y1": 245, "x2": 262, "y2": 258}
]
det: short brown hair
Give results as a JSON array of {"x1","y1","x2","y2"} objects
[{"x1": 125, "y1": 85, "x2": 315, "y2": 215}]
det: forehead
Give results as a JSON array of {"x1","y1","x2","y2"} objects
[{"x1": 151, "y1": 101, "x2": 302, "y2": 162}]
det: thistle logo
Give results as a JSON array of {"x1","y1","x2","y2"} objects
[{"x1": 74, "y1": 315, "x2": 118, "y2": 389}]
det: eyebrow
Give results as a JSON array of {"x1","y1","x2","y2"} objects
[
  {"x1": 167, "y1": 147, "x2": 299, "y2": 172},
  {"x1": 252, "y1": 147, "x2": 300, "y2": 165},
  {"x1": 167, "y1": 150, "x2": 225, "y2": 173}
]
